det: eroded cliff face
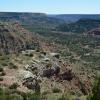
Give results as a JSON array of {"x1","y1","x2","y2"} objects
[{"x1": 0, "y1": 22, "x2": 39, "y2": 54}]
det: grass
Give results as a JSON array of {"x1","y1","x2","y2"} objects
[
  {"x1": 0, "y1": 54, "x2": 10, "y2": 67},
  {"x1": 0, "y1": 86, "x2": 41, "y2": 100}
]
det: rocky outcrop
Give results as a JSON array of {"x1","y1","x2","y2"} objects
[
  {"x1": 59, "y1": 68, "x2": 74, "y2": 81},
  {"x1": 22, "y1": 77, "x2": 40, "y2": 92},
  {"x1": 43, "y1": 66, "x2": 60, "y2": 78},
  {"x1": 88, "y1": 28, "x2": 100, "y2": 35}
]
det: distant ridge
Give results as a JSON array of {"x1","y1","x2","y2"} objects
[{"x1": 50, "y1": 14, "x2": 100, "y2": 23}]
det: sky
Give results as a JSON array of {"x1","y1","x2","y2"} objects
[{"x1": 0, "y1": 0, "x2": 100, "y2": 14}]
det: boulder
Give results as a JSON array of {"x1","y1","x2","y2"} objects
[{"x1": 17, "y1": 70, "x2": 36, "y2": 80}]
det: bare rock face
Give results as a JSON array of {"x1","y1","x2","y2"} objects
[
  {"x1": 88, "y1": 28, "x2": 100, "y2": 35},
  {"x1": 60, "y1": 69, "x2": 74, "y2": 81},
  {"x1": 0, "y1": 22, "x2": 39, "y2": 54},
  {"x1": 43, "y1": 69, "x2": 55, "y2": 78}
]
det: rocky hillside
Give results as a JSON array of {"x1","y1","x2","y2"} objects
[
  {"x1": 0, "y1": 13, "x2": 100, "y2": 100},
  {"x1": 0, "y1": 22, "x2": 39, "y2": 54},
  {"x1": 0, "y1": 49, "x2": 94, "y2": 100}
]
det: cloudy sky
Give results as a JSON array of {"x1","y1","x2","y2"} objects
[{"x1": 0, "y1": 0, "x2": 100, "y2": 14}]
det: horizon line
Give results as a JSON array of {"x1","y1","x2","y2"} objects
[{"x1": 0, "y1": 11, "x2": 100, "y2": 15}]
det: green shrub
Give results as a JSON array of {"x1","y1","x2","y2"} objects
[
  {"x1": 52, "y1": 88, "x2": 61, "y2": 93},
  {"x1": 25, "y1": 53, "x2": 33, "y2": 57},
  {"x1": 0, "y1": 68, "x2": 3, "y2": 72},
  {"x1": 9, "y1": 62, "x2": 18, "y2": 69},
  {"x1": 42, "y1": 91, "x2": 49, "y2": 95},
  {"x1": 1, "y1": 62, "x2": 8, "y2": 66},
  {"x1": 29, "y1": 53, "x2": 33, "y2": 57},
  {"x1": 0, "y1": 55, "x2": 9, "y2": 61},
  {"x1": 9, "y1": 83, "x2": 19, "y2": 89},
  {"x1": 0, "y1": 77, "x2": 3, "y2": 81},
  {"x1": 46, "y1": 63, "x2": 52, "y2": 68},
  {"x1": 0, "y1": 71, "x2": 6, "y2": 76}
]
